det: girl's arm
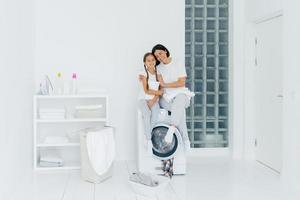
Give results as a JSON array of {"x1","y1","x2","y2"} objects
[
  {"x1": 140, "y1": 75, "x2": 163, "y2": 96},
  {"x1": 158, "y1": 74, "x2": 186, "y2": 88},
  {"x1": 147, "y1": 95, "x2": 160, "y2": 108}
]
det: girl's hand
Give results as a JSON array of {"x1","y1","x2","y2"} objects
[
  {"x1": 157, "y1": 90, "x2": 163, "y2": 96},
  {"x1": 147, "y1": 99, "x2": 155, "y2": 108},
  {"x1": 147, "y1": 96, "x2": 158, "y2": 108}
]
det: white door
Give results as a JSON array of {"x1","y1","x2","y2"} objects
[{"x1": 254, "y1": 16, "x2": 283, "y2": 173}]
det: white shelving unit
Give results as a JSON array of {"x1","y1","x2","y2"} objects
[
  {"x1": 33, "y1": 94, "x2": 109, "y2": 171},
  {"x1": 36, "y1": 118, "x2": 107, "y2": 123}
]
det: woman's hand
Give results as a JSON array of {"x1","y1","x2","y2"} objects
[
  {"x1": 162, "y1": 77, "x2": 186, "y2": 89},
  {"x1": 157, "y1": 74, "x2": 166, "y2": 88},
  {"x1": 138, "y1": 75, "x2": 144, "y2": 82}
]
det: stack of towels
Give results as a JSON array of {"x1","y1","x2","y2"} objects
[
  {"x1": 39, "y1": 108, "x2": 66, "y2": 120},
  {"x1": 44, "y1": 136, "x2": 69, "y2": 144},
  {"x1": 39, "y1": 150, "x2": 64, "y2": 167},
  {"x1": 74, "y1": 105, "x2": 103, "y2": 118}
]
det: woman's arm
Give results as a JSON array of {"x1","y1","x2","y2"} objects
[
  {"x1": 158, "y1": 74, "x2": 186, "y2": 88},
  {"x1": 140, "y1": 75, "x2": 163, "y2": 96}
]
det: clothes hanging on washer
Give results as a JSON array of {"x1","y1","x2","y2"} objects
[{"x1": 162, "y1": 158, "x2": 174, "y2": 178}]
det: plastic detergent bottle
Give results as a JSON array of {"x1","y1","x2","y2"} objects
[
  {"x1": 63, "y1": 79, "x2": 70, "y2": 95},
  {"x1": 71, "y1": 72, "x2": 77, "y2": 95},
  {"x1": 56, "y1": 72, "x2": 63, "y2": 95}
]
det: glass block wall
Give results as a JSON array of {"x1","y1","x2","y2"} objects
[{"x1": 185, "y1": 0, "x2": 229, "y2": 148}]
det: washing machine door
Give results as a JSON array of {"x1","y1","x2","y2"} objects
[{"x1": 151, "y1": 124, "x2": 179, "y2": 160}]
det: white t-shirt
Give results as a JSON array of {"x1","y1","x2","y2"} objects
[
  {"x1": 157, "y1": 57, "x2": 187, "y2": 93},
  {"x1": 138, "y1": 69, "x2": 160, "y2": 100}
]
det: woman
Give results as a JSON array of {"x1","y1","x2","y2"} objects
[{"x1": 152, "y1": 44, "x2": 193, "y2": 151}]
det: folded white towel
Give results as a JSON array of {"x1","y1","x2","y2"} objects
[
  {"x1": 40, "y1": 155, "x2": 63, "y2": 163},
  {"x1": 163, "y1": 87, "x2": 195, "y2": 103},
  {"x1": 44, "y1": 136, "x2": 69, "y2": 144},
  {"x1": 39, "y1": 161, "x2": 63, "y2": 167},
  {"x1": 75, "y1": 105, "x2": 103, "y2": 110},
  {"x1": 39, "y1": 114, "x2": 65, "y2": 120},
  {"x1": 39, "y1": 113, "x2": 65, "y2": 116},
  {"x1": 39, "y1": 108, "x2": 66, "y2": 113},
  {"x1": 40, "y1": 150, "x2": 63, "y2": 164},
  {"x1": 39, "y1": 108, "x2": 66, "y2": 120}
]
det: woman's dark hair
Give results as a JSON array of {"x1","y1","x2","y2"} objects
[
  {"x1": 151, "y1": 44, "x2": 170, "y2": 65},
  {"x1": 143, "y1": 52, "x2": 159, "y2": 90}
]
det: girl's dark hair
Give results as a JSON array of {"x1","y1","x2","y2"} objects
[
  {"x1": 143, "y1": 52, "x2": 159, "y2": 90},
  {"x1": 151, "y1": 44, "x2": 170, "y2": 65}
]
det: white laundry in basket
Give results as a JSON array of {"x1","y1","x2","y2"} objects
[
  {"x1": 86, "y1": 128, "x2": 115, "y2": 175},
  {"x1": 80, "y1": 127, "x2": 115, "y2": 183}
]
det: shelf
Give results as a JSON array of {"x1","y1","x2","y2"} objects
[
  {"x1": 37, "y1": 143, "x2": 80, "y2": 147},
  {"x1": 35, "y1": 118, "x2": 107, "y2": 123},
  {"x1": 33, "y1": 94, "x2": 108, "y2": 171},
  {"x1": 35, "y1": 161, "x2": 80, "y2": 171},
  {"x1": 34, "y1": 95, "x2": 108, "y2": 99}
]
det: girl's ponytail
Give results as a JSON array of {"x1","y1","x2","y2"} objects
[
  {"x1": 143, "y1": 52, "x2": 153, "y2": 90},
  {"x1": 143, "y1": 64, "x2": 149, "y2": 90},
  {"x1": 154, "y1": 66, "x2": 161, "y2": 90}
]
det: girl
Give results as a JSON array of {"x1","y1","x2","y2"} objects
[{"x1": 138, "y1": 52, "x2": 163, "y2": 154}]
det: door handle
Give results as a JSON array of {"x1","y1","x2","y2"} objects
[{"x1": 276, "y1": 94, "x2": 283, "y2": 98}]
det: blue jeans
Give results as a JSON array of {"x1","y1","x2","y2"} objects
[{"x1": 159, "y1": 94, "x2": 190, "y2": 142}]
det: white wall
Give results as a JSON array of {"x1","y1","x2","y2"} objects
[
  {"x1": 243, "y1": 23, "x2": 256, "y2": 160},
  {"x1": 245, "y1": 0, "x2": 282, "y2": 21},
  {"x1": 34, "y1": 0, "x2": 184, "y2": 160},
  {"x1": 0, "y1": 0, "x2": 35, "y2": 198},
  {"x1": 243, "y1": 0, "x2": 283, "y2": 160},
  {"x1": 243, "y1": 0, "x2": 300, "y2": 197},
  {"x1": 281, "y1": 0, "x2": 300, "y2": 198},
  {"x1": 230, "y1": 0, "x2": 246, "y2": 159}
]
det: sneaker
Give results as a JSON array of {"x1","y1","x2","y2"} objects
[
  {"x1": 165, "y1": 126, "x2": 175, "y2": 143},
  {"x1": 184, "y1": 140, "x2": 191, "y2": 153}
]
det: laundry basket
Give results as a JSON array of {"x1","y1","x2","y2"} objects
[{"x1": 80, "y1": 127, "x2": 115, "y2": 183}]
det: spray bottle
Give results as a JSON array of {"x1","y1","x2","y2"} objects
[
  {"x1": 71, "y1": 72, "x2": 77, "y2": 95},
  {"x1": 56, "y1": 72, "x2": 63, "y2": 95}
]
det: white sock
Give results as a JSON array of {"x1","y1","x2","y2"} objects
[{"x1": 165, "y1": 126, "x2": 176, "y2": 143}]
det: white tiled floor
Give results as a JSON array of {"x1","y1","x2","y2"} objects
[{"x1": 10, "y1": 157, "x2": 284, "y2": 200}]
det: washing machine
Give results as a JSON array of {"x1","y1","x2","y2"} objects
[{"x1": 137, "y1": 109, "x2": 186, "y2": 175}]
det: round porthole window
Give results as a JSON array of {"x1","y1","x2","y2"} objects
[{"x1": 151, "y1": 124, "x2": 179, "y2": 160}]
